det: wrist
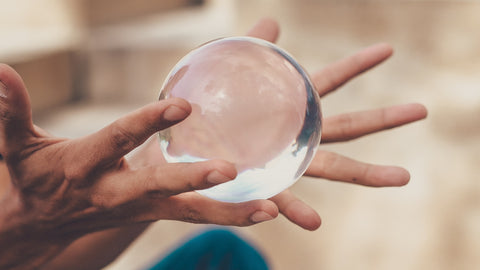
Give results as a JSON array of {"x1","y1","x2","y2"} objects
[{"x1": 0, "y1": 192, "x2": 69, "y2": 269}]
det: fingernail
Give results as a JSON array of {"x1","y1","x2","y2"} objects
[
  {"x1": 163, "y1": 105, "x2": 189, "y2": 121},
  {"x1": 206, "y1": 170, "x2": 234, "y2": 184},
  {"x1": 250, "y1": 211, "x2": 274, "y2": 223},
  {"x1": 0, "y1": 81, "x2": 7, "y2": 98}
]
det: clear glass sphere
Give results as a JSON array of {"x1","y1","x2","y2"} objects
[{"x1": 158, "y1": 37, "x2": 322, "y2": 203}]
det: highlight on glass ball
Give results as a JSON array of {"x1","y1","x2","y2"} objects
[{"x1": 158, "y1": 36, "x2": 322, "y2": 203}]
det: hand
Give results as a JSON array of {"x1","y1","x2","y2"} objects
[
  {"x1": 0, "y1": 65, "x2": 278, "y2": 269},
  {"x1": 247, "y1": 18, "x2": 428, "y2": 230}
]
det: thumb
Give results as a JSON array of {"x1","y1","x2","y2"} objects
[{"x1": 0, "y1": 64, "x2": 34, "y2": 157}]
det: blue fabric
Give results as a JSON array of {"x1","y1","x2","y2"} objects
[{"x1": 147, "y1": 229, "x2": 269, "y2": 270}]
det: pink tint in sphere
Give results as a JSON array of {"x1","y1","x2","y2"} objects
[{"x1": 158, "y1": 37, "x2": 321, "y2": 202}]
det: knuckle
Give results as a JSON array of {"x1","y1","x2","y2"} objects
[
  {"x1": 146, "y1": 188, "x2": 172, "y2": 199},
  {"x1": 182, "y1": 180, "x2": 197, "y2": 193},
  {"x1": 360, "y1": 165, "x2": 377, "y2": 186},
  {"x1": 89, "y1": 185, "x2": 130, "y2": 210},
  {"x1": 109, "y1": 123, "x2": 138, "y2": 153},
  {"x1": 337, "y1": 114, "x2": 354, "y2": 140},
  {"x1": 323, "y1": 152, "x2": 339, "y2": 170},
  {"x1": 179, "y1": 205, "x2": 205, "y2": 224},
  {"x1": 148, "y1": 166, "x2": 203, "y2": 198},
  {"x1": 380, "y1": 108, "x2": 390, "y2": 129},
  {"x1": 323, "y1": 67, "x2": 341, "y2": 91},
  {"x1": 0, "y1": 108, "x2": 14, "y2": 123},
  {"x1": 142, "y1": 168, "x2": 176, "y2": 198}
]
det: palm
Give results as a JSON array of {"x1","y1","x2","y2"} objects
[{"x1": 247, "y1": 18, "x2": 427, "y2": 230}]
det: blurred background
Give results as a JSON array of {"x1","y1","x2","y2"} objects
[{"x1": 1, "y1": 0, "x2": 479, "y2": 269}]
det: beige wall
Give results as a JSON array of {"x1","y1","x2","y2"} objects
[{"x1": 0, "y1": 0, "x2": 202, "y2": 113}]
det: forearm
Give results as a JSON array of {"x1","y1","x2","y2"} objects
[
  {"x1": 42, "y1": 223, "x2": 151, "y2": 270},
  {"x1": 1, "y1": 199, "x2": 149, "y2": 270},
  {"x1": 0, "y1": 193, "x2": 66, "y2": 270},
  {"x1": 1, "y1": 183, "x2": 150, "y2": 270},
  {"x1": 0, "y1": 237, "x2": 63, "y2": 270}
]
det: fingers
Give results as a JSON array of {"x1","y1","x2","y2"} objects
[
  {"x1": 322, "y1": 103, "x2": 428, "y2": 143},
  {"x1": 305, "y1": 150, "x2": 410, "y2": 187},
  {"x1": 270, "y1": 190, "x2": 321, "y2": 231},
  {"x1": 92, "y1": 158, "x2": 279, "y2": 227},
  {"x1": 70, "y1": 98, "x2": 191, "y2": 172},
  {"x1": 313, "y1": 43, "x2": 393, "y2": 97},
  {"x1": 0, "y1": 64, "x2": 35, "y2": 156},
  {"x1": 91, "y1": 159, "x2": 237, "y2": 208},
  {"x1": 153, "y1": 194, "x2": 279, "y2": 227},
  {"x1": 246, "y1": 17, "x2": 280, "y2": 43}
]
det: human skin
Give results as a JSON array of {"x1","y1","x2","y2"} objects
[
  {"x1": 0, "y1": 18, "x2": 427, "y2": 270},
  {"x1": 251, "y1": 18, "x2": 427, "y2": 231},
  {"x1": 0, "y1": 67, "x2": 277, "y2": 269}
]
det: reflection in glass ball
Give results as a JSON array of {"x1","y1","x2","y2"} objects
[{"x1": 158, "y1": 37, "x2": 322, "y2": 203}]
